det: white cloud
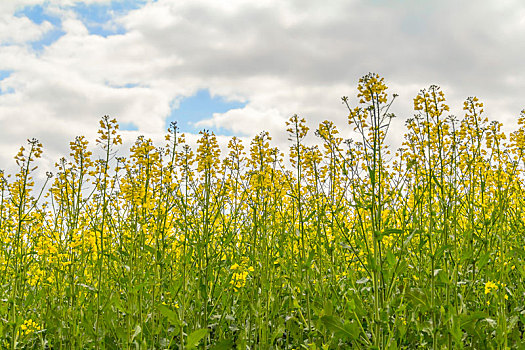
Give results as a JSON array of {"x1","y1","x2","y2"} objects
[
  {"x1": 195, "y1": 106, "x2": 285, "y2": 136},
  {"x1": 0, "y1": 13, "x2": 52, "y2": 44}
]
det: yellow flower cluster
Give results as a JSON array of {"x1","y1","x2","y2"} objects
[
  {"x1": 357, "y1": 72, "x2": 388, "y2": 104},
  {"x1": 484, "y1": 281, "x2": 498, "y2": 294},
  {"x1": 230, "y1": 260, "x2": 254, "y2": 291},
  {"x1": 20, "y1": 319, "x2": 41, "y2": 336},
  {"x1": 484, "y1": 280, "x2": 510, "y2": 300}
]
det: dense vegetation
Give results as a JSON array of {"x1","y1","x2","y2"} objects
[{"x1": 1, "y1": 73, "x2": 524, "y2": 349}]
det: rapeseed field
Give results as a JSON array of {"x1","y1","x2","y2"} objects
[{"x1": 1, "y1": 73, "x2": 524, "y2": 348}]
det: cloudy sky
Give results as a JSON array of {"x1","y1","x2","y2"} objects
[{"x1": 1, "y1": 0, "x2": 524, "y2": 176}]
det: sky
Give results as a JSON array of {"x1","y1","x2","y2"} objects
[{"x1": 1, "y1": 0, "x2": 524, "y2": 176}]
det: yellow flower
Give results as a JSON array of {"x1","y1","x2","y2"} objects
[
  {"x1": 20, "y1": 319, "x2": 41, "y2": 336},
  {"x1": 484, "y1": 281, "x2": 498, "y2": 294}
]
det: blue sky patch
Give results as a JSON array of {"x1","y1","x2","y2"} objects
[
  {"x1": 0, "y1": 70, "x2": 12, "y2": 81},
  {"x1": 0, "y1": 70, "x2": 14, "y2": 95},
  {"x1": 120, "y1": 122, "x2": 139, "y2": 131},
  {"x1": 72, "y1": 0, "x2": 147, "y2": 37},
  {"x1": 16, "y1": 4, "x2": 61, "y2": 26},
  {"x1": 166, "y1": 89, "x2": 247, "y2": 136},
  {"x1": 15, "y1": 4, "x2": 65, "y2": 50}
]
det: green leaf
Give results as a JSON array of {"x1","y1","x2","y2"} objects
[
  {"x1": 434, "y1": 244, "x2": 452, "y2": 260},
  {"x1": 405, "y1": 288, "x2": 429, "y2": 312},
  {"x1": 210, "y1": 339, "x2": 234, "y2": 350},
  {"x1": 386, "y1": 250, "x2": 396, "y2": 267},
  {"x1": 460, "y1": 311, "x2": 488, "y2": 328},
  {"x1": 477, "y1": 252, "x2": 490, "y2": 269},
  {"x1": 186, "y1": 328, "x2": 208, "y2": 349},
  {"x1": 321, "y1": 315, "x2": 359, "y2": 341},
  {"x1": 323, "y1": 300, "x2": 333, "y2": 317},
  {"x1": 111, "y1": 295, "x2": 126, "y2": 313},
  {"x1": 158, "y1": 304, "x2": 179, "y2": 326}
]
